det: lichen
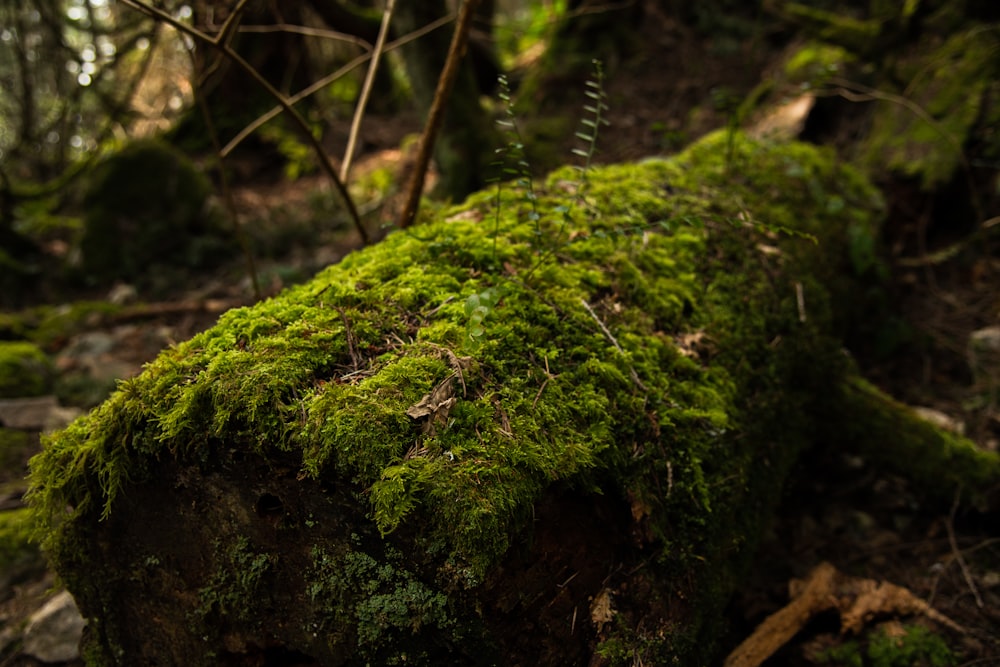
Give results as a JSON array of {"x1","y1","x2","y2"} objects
[{"x1": 28, "y1": 129, "x2": 885, "y2": 664}]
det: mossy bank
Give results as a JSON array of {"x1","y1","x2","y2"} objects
[{"x1": 31, "y1": 131, "x2": 886, "y2": 665}]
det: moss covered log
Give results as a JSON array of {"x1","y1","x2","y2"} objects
[{"x1": 30, "y1": 131, "x2": 964, "y2": 665}]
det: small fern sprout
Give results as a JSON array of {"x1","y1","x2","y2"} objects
[
  {"x1": 572, "y1": 59, "x2": 611, "y2": 185},
  {"x1": 492, "y1": 74, "x2": 541, "y2": 233}
]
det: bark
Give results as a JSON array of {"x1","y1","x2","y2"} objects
[{"x1": 29, "y1": 131, "x2": 998, "y2": 666}]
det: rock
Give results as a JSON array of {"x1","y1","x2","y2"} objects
[
  {"x1": 106, "y1": 283, "x2": 138, "y2": 306},
  {"x1": 22, "y1": 590, "x2": 86, "y2": 663},
  {"x1": 910, "y1": 406, "x2": 965, "y2": 436},
  {"x1": 968, "y1": 325, "x2": 1000, "y2": 383},
  {"x1": 0, "y1": 396, "x2": 59, "y2": 430}
]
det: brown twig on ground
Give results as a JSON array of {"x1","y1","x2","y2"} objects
[
  {"x1": 723, "y1": 561, "x2": 966, "y2": 667},
  {"x1": 221, "y1": 14, "x2": 454, "y2": 159},
  {"x1": 398, "y1": 0, "x2": 482, "y2": 228},
  {"x1": 118, "y1": 0, "x2": 369, "y2": 244}
]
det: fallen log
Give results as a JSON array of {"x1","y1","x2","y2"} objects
[{"x1": 28, "y1": 131, "x2": 998, "y2": 666}]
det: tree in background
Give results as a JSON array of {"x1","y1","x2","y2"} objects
[{"x1": 0, "y1": 0, "x2": 179, "y2": 302}]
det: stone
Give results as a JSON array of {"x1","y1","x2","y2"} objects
[{"x1": 22, "y1": 590, "x2": 86, "y2": 663}]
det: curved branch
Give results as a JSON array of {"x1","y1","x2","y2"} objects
[
  {"x1": 398, "y1": 0, "x2": 482, "y2": 229},
  {"x1": 118, "y1": 0, "x2": 369, "y2": 244}
]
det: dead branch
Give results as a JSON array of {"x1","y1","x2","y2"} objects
[{"x1": 398, "y1": 0, "x2": 482, "y2": 228}]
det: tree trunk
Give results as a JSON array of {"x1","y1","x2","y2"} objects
[{"x1": 29, "y1": 130, "x2": 998, "y2": 666}]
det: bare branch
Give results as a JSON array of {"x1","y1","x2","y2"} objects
[
  {"x1": 221, "y1": 13, "x2": 454, "y2": 159},
  {"x1": 341, "y1": 0, "x2": 397, "y2": 182},
  {"x1": 118, "y1": 0, "x2": 369, "y2": 244},
  {"x1": 398, "y1": 0, "x2": 481, "y2": 228}
]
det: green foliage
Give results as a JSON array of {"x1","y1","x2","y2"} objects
[
  {"x1": 0, "y1": 507, "x2": 38, "y2": 570},
  {"x1": 784, "y1": 42, "x2": 854, "y2": 87},
  {"x1": 491, "y1": 73, "x2": 541, "y2": 239},
  {"x1": 864, "y1": 28, "x2": 997, "y2": 189},
  {"x1": 0, "y1": 340, "x2": 53, "y2": 398},
  {"x1": 818, "y1": 639, "x2": 865, "y2": 667},
  {"x1": 259, "y1": 123, "x2": 319, "y2": 181},
  {"x1": 0, "y1": 301, "x2": 121, "y2": 348},
  {"x1": 463, "y1": 287, "x2": 501, "y2": 348},
  {"x1": 817, "y1": 625, "x2": 956, "y2": 667},
  {"x1": 571, "y1": 60, "x2": 611, "y2": 182},
  {"x1": 493, "y1": 1, "x2": 567, "y2": 69},
  {"x1": 867, "y1": 625, "x2": 955, "y2": 667}
]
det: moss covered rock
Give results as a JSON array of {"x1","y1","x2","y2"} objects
[
  {"x1": 31, "y1": 131, "x2": 892, "y2": 665},
  {"x1": 0, "y1": 341, "x2": 54, "y2": 399},
  {"x1": 79, "y1": 140, "x2": 229, "y2": 286}
]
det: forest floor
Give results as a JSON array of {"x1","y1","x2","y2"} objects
[{"x1": 2, "y1": 7, "x2": 999, "y2": 667}]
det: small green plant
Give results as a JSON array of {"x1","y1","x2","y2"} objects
[
  {"x1": 571, "y1": 59, "x2": 610, "y2": 186},
  {"x1": 867, "y1": 624, "x2": 955, "y2": 667},
  {"x1": 463, "y1": 287, "x2": 500, "y2": 348},
  {"x1": 490, "y1": 73, "x2": 541, "y2": 245}
]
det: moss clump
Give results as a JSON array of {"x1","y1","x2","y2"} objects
[
  {"x1": 784, "y1": 42, "x2": 854, "y2": 87},
  {"x1": 818, "y1": 624, "x2": 956, "y2": 667},
  {"x1": 867, "y1": 624, "x2": 955, "y2": 667},
  {"x1": 29, "y1": 130, "x2": 885, "y2": 664},
  {"x1": 79, "y1": 139, "x2": 229, "y2": 286},
  {"x1": 864, "y1": 27, "x2": 997, "y2": 189},
  {"x1": 0, "y1": 427, "x2": 35, "y2": 479},
  {"x1": 0, "y1": 507, "x2": 38, "y2": 570},
  {"x1": 0, "y1": 341, "x2": 54, "y2": 398},
  {"x1": 773, "y1": 3, "x2": 883, "y2": 54}
]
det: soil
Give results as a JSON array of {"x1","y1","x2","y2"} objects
[{"x1": 2, "y1": 4, "x2": 998, "y2": 666}]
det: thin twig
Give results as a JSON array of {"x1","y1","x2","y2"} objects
[
  {"x1": 947, "y1": 488, "x2": 985, "y2": 608},
  {"x1": 579, "y1": 298, "x2": 648, "y2": 391},
  {"x1": 236, "y1": 24, "x2": 374, "y2": 49},
  {"x1": 341, "y1": 0, "x2": 396, "y2": 182},
  {"x1": 398, "y1": 0, "x2": 482, "y2": 228},
  {"x1": 336, "y1": 306, "x2": 360, "y2": 371},
  {"x1": 190, "y1": 49, "x2": 261, "y2": 301},
  {"x1": 119, "y1": 0, "x2": 369, "y2": 244},
  {"x1": 221, "y1": 14, "x2": 454, "y2": 158}
]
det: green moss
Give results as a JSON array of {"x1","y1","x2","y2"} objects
[
  {"x1": 784, "y1": 42, "x2": 854, "y2": 87},
  {"x1": 195, "y1": 536, "x2": 276, "y2": 622},
  {"x1": 307, "y1": 540, "x2": 463, "y2": 664},
  {"x1": 0, "y1": 507, "x2": 38, "y2": 569},
  {"x1": 0, "y1": 301, "x2": 122, "y2": 348},
  {"x1": 820, "y1": 624, "x2": 956, "y2": 667},
  {"x1": 867, "y1": 624, "x2": 955, "y2": 667},
  {"x1": 864, "y1": 28, "x2": 997, "y2": 189},
  {"x1": 775, "y1": 3, "x2": 883, "y2": 53},
  {"x1": 29, "y1": 130, "x2": 885, "y2": 664},
  {"x1": 0, "y1": 341, "x2": 54, "y2": 398}
]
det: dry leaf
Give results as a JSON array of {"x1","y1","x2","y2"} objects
[{"x1": 590, "y1": 588, "x2": 615, "y2": 633}]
